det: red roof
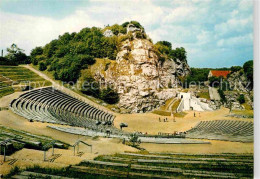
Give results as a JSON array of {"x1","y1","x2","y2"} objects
[{"x1": 210, "y1": 70, "x2": 231, "y2": 78}]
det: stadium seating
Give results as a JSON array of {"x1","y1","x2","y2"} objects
[
  {"x1": 10, "y1": 87, "x2": 115, "y2": 128},
  {"x1": 186, "y1": 120, "x2": 253, "y2": 142}
]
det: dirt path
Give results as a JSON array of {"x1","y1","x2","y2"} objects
[
  {"x1": 21, "y1": 65, "x2": 115, "y2": 115},
  {"x1": 114, "y1": 107, "x2": 253, "y2": 134},
  {"x1": 167, "y1": 98, "x2": 177, "y2": 111}
]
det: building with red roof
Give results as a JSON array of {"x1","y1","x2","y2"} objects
[{"x1": 208, "y1": 70, "x2": 231, "y2": 79}]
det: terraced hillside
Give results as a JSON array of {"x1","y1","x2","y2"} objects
[
  {"x1": 71, "y1": 152, "x2": 254, "y2": 178},
  {"x1": 0, "y1": 125, "x2": 67, "y2": 155},
  {"x1": 8, "y1": 152, "x2": 253, "y2": 178},
  {"x1": 0, "y1": 65, "x2": 52, "y2": 98},
  {"x1": 186, "y1": 120, "x2": 253, "y2": 142},
  {"x1": 10, "y1": 87, "x2": 116, "y2": 131}
]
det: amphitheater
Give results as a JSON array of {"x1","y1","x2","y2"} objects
[
  {"x1": 10, "y1": 87, "x2": 116, "y2": 130},
  {"x1": 186, "y1": 120, "x2": 253, "y2": 142},
  {"x1": 0, "y1": 68, "x2": 254, "y2": 178}
]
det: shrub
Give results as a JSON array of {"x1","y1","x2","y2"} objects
[
  {"x1": 243, "y1": 60, "x2": 253, "y2": 89},
  {"x1": 32, "y1": 58, "x2": 38, "y2": 65},
  {"x1": 231, "y1": 66, "x2": 242, "y2": 73},
  {"x1": 135, "y1": 31, "x2": 143, "y2": 39},
  {"x1": 80, "y1": 71, "x2": 100, "y2": 98},
  {"x1": 128, "y1": 133, "x2": 141, "y2": 147},
  {"x1": 209, "y1": 76, "x2": 220, "y2": 87},
  {"x1": 100, "y1": 87, "x2": 119, "y2": 104},
  {"x1": 218, "y1": 89, "x2": 226, "y2": 103},
  {"x1": 237, "y1": 94, "x2": 245, "y2": 104},
  {"x1": 38, "y1": 62, "x2": 47, "y2": 71}
]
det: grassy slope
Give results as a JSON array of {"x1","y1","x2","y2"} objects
[
  {"x1": 0, "y1": 65, "x2": 51, "y2": 98},
  {"x1": 30, "y1": 59, "x2": 119, "y2": 110}
]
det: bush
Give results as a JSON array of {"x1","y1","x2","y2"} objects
[
  {"x1": 209, "y1": 76, "x2": 220, "y2": 87},
  {"x1": 0, "y1": 56, "x2": 17, "y2": 65},
  {"x1": 80, "y1": 71, "x2": 100, "y2": 98},
  {"x1": 231, "y1": 66, "x2": 242, "y2": 73},
  {"x1": 170, "y1": 47, "x2": 187, "y2": 62},
  {"x1": 243, "y1": 60, "x2": 253, "y2": 89},
  {"x1": 135, "y1": 31, "x2": 144, "y2": 39},
  {"x1": 38, "y1": 62, "x2": 47, "y2": 71},
  {"x1": 218, "y1": 89, "x2": 226, "y2": 103},
  {"x1": 100, "y1": 87, "x2": 119, "y2": 104},
  {"x1": 237, "y1": 94, "x2": 245, "y2": 104}
]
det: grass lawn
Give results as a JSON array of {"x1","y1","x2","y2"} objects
[
  {"x1": 0, "y1": 65, "x2": 52, "y2": 98},
  {"x1": 197, "y1": 91, "x2": 210, "y2": 100}
]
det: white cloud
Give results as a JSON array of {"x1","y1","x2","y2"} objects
[
  {"x1": 217, "y1": 33, "x2": 253, "y2": 47},
  {"x1": 0, "y1": 11, "x2": 102, "y2": 54},
  {"x1": 163, "y1": 6, "x2": 196, "y2": 23},
  {"x1": 214, "y1": 16, "x2": 253, "y2": 37},
  {"x1": 0, "y1": 0, "x2": 253, "y2": 67}
]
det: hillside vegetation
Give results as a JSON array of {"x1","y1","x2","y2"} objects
[
  {"x1": 0, "y1": 65, "x2": 52, "y2": 98},
  {"x1": 28, "y1": 21, "x2": 188, "y2": 105}
]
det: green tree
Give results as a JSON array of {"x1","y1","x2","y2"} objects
[
  {"x1": 5, "y1": 44, "x2": 28, "y2": 64},
  {"x1": 170, "y1": 47, "x2": 187, "y2": 62},
  {"x1": 237, "y1": 94, "x2": 245, "y2": 104},
  {"x1": 155, "y1": 41, "x2": 171, "y2": 55},
  {"x1": 100, "y1": 87, "x2": 119, "y2": 104},
  {"x1": 243, "y1": 60, "x2": 253, "y2": 89},
  {"x1": 209, "y1": 76, "x2": 220, "y2": 87},
  {"x1": 218, "y1": 89, "x2": 226, "y2": 103},
  {"x1": 80, "y1": 70, "x2": 100, "y2": 98},
  {"x1": 38, "y1": 62, "x2": 47, "y2": 71},
  {"x1": 128, "y1": 133, "x2": 141, "y2": 147},
  {"x1": 231, "y1": 66, "x2": 242, "y2": 73},
  {"x1": 30, "y1": 47, "x2": 43, "y2": 58}
]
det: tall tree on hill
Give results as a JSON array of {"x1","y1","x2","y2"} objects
[
  {"x1": 243, "y1": 60, "x2": 253, "y2": 89},
  {"x1": 5, "y1": 44, "x2": 29, "y2": 64}
]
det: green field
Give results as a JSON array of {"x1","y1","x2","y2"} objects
[
  {"x1": 9, "y1": 151, "x2": 253, "y2": 178},
  {"x1": 0, "y1": 65, "x2": 52, "y2": 98},
  {"x1": 0, "y1": 125, "x2": 68, "y2": 155}
]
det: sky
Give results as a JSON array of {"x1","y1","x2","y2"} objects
[{"x1": 0, "y1": 0, "x2": 254, "y2": 68}]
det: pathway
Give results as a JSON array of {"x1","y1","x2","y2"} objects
[{"x1": 21, "y1": 65, "x2": 115, "y2": 115}]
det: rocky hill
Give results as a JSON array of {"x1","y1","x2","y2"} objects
[
  {"x1": 91, "y1": 23, "x2": 190, "y2": 113},
  {"x1": 226, "y1": 64, "x2": 253, "y2": 109},
  {"x1": 30, "y1": 21, "x2": 190, "y2": 113}
]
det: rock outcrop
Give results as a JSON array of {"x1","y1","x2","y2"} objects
[
  {"x1": 94, "y1": 24, "x2": 190, "y2": 113},
  {"x1": 226, "y1": 70, "x2": 253, "y2": 109},
  {"x1": 103, "y1": 29, "x2": 114, "y2": 37},
  {"x1": 227, "y1": 71, "x2": 251, "y2": 93}
]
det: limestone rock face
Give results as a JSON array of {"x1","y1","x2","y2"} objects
[
  {"x1": 103, "y1": 29, "x2": 114, "y2": 37},
  {"x1": 127, "y1": 23, "x2": 142, "y2": 33},
  {"x1": 227, "y1": 71, "x2": 250, "y2": 93},
  {"x1": 227, "y1": 71, "x2": 253, "y2": 109},
  {"x1": 94, "y1": 38, "x2": 189, "y2": 113}
]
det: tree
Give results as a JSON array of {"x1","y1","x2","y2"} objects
[
  {"x1": 80, "y1": 70, "x2": 100, "y2": 98},
  {"x1": 237, "y1": 94, "x2": 245, "y2": 104},
  {"x1": 243, "y1": 60, "x2": 253, "y2": 89},
  {"x1": 231, "y1": 66, "x2": 242, "y2": 73},
  {"x1": 218, "y1": 89, "x2": 226, "y2": 103},
  {"x1": 155, "y1": 41, "x2": 171, "y2": 55},
  {"x1": 209, "y1": 76, "x2": 220, "y2": 87},
  {"x1": 108, "y1": 24, "x2": 126, "y2": 35},
  {"x1": 39, "y1": 62, "x2": 47, "y2": 71},
  {"x1": 5, "y1": 44, "x2": 28, "y2": 64},
  {"x1": 100, "y1": 87, "x2": 119, "y2": 104},
  {"x1": 156, "y1": 41, "x2": 172, "y2": 49},
  {"x1": 129, "y1": 21, "x2": 144, "y2": 30},
  {"x1": 30, "y1": 47, "x2": 43, "y2": 58},
  {"x1": 128, "y1": 133, "x2": 141, "y2": 147},
  {"x1": 170, "y1": 47, "x2": 187, "y2": 62}
]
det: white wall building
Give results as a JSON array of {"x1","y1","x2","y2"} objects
[{"x1": 177, "y1": 92, "x2": 212, "y2": 112}]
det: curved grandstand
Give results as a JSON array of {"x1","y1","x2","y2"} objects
[
  {"x1": 186, "y1": 120, "x2": 253, "y2": 142},
  {"x1": 10, "y1": 87, "x2": 115, "y2": 131}
]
